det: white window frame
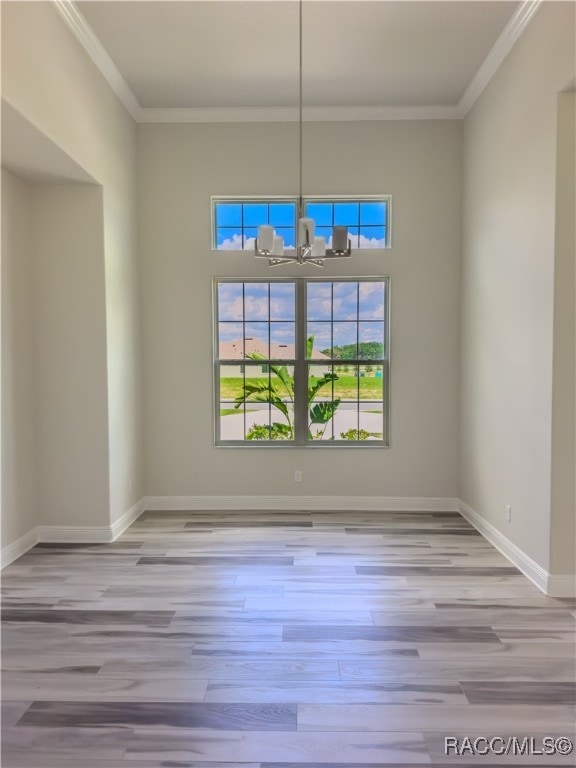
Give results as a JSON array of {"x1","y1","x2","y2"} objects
[
  {"x1": 213, "y1": 277, "x2": 390, "y2": 447},
  {"x1": 211, "y1": 195, "x2": 392, "y2": 251}
]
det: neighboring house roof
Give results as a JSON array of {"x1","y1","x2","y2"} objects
[{"x1": 219, "y1": 338, "x2": 328, "y2": 360}]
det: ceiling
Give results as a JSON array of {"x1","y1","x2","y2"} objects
[{"x1": 79, "y1": 1, "x2": 518, "y2": 111}]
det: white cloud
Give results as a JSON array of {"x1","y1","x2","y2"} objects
[
  {"x1": 358, "y1": 235, "x2": 386, "y2": 249},
  {"x1": 218, "y1": 233, "x2": 244, "y2": 250}
]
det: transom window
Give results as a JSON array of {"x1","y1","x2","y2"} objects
[
  {"x1": 214, "y1": 278, "x2": 390, "y2": 446},
  {"x1": 212, "y1": 196, "x2": 390, "y2": 251}
]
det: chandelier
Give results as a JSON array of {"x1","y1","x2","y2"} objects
[{"x1": 255, "y1": 0, "x2": 352, "y2": 268}]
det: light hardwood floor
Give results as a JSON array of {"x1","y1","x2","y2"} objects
[{"x1": 1, "y1": 510, "x2": 575, "y2": 766}]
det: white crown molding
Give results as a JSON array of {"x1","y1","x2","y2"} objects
[
  {"x1": 458, "y1": 500, "x2": 576, "y2": 597},
  {"x1": 138, "y1": 105, "x2": 461, "y2": 124},
  {"x1": 143, "y1": 495, "x2": 460, "y2": 512},
  {"x1": 52, "y1": 0, "x2": 540, "y2": 126},
  {"x1": 457, "y1": 0, "x2": 542, "y2": 118},
  {"x1": 0, "y1": 527, "x2": 40, "y2": 569},
  {"x1": 52, "y1": 0, "x2": 141, "y2": 121}
]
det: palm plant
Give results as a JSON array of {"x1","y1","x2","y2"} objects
[{"x1": 234, "y1": 337, "x2": 341, "y2": 440}]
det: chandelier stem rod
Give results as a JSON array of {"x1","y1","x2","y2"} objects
[{"x1": 298, "y1": 0, "x2": 303, "y2": 214}]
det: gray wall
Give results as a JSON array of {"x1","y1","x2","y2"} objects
[
  {"x1": 138, "y1": 120, "x2": 462, "y2": 499},
  {"x1": 2, "y1": 0, "x2": 143, "y2": 539},
  {"x1": 460, "y1": 2, "x2": 575, "y2": 572},
  {"x1": 2, "y1": 170, "x2": 38, "y2": 545},
  {"x1": 550, "y1": 92, "x2": 576, "y2": 576}
]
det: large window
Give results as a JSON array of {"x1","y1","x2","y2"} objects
[
  {"x1": 214, "y1": 278, "x2": 389, "y2": 446},
  {"x1": 212, "y1": 196, "x2": 390, "y2": 251}
]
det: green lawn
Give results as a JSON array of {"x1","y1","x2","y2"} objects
[{"x1": 220, "y1": 376, "x2": 383, "y2": 402}]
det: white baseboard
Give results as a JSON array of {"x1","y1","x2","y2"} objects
[
  {"x1": 142, "y1": 495, "x2": 460, "y2": 512},
  {"x1": 0, "y1": 526, "x2": 40, "y2": 569},
  {"x1": 0, "y1": 498, "x2": 145, "y2": 568},
  {"x1": 110, "y1": 498, "x2": 145, "y2": 540},
  {"x1": 458, "y1": 500, "x2": 576, "y2": 597}
]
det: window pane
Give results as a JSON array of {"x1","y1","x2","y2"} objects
[
  {"x1": 219, "y1": 364, "x2": 243, "y2": 404},
  {"x1": 270, "y1": 282, "x2": 295, "y2": 321},
  {"x1": 359, "y1": 281, "x2": 385, "y2": 321},
  {"x1": 358, "y1": 322, "x2": 385, "y2": 359},
  {"x1": 306, "y1": 202, "x2": 332, "y2": 226},
  {"x1": 218, "y1": 323, "x2": 243, "y2": 358},
  {"x1": 269, "y1": 203, "x2": 296, "y2": 227},
  {"x1": 219, "y1": 363, "x2": 244, "y2": 441},
  {"x1": 244, "y1": 283, "x2": 269, "y2": 321},
  {"x1": 360, "y1": 201, "x2": 387, "y2": 226},
  {"x1": 308, "y1": 364, "x2": 337, "y2": 441},
  {"x1": 270, "y1": 323, "x2": 295, "y2": 358},
  {"x1": 338, "y1": 402, "x2": 360, "y2": 441},
  {"x1": 245, "y1": 402, "x2": 270, "y2": 441},
  {"x1": 307, "y1": 282, "x2": 332, "y2": 321},
  {"x1": 307, "y1": 322, "x2": 331, "y2": 358},
  {"x1": 333, "y1": 364, "x2": 359, "y2": 402},
  {"x1": 243, "y1": 365, "x2": 295, "y2": 441},
  {"x1": 243, "y1": 203, "x2": 268, "y2": 227},
  {"x1": 333, "y1": 282, "x2": 358, "y2": 321},
  {"x1": 274, "y1": 227, "x2": 296, "y2": 248},
  {"x1": 244, "y1": 323, "x2": 269, "y2": 359},
  {"x1": 360, "y1": 226, "x2": 386, "y2": 248},
  {"x1": 333, "y1": 322, "x2": 357, "y2": 357},
  {"x1": 347, "y1": 227, "x2": 360, "y2": 249},
  {"x1": 316, "y1": 226, "x2": 333, "y2": 244},
  {"x1": 217, "y1": 283, "x2": 243, "y2": 320},
  {"x1": 243, "y1": 227, "x2": 258, "y2": 249},
  {"x1": 216, "y1": 203, "x2": 242, "y2": 228},
  {"x1": 359, "y1": 371, "x2": 383, "y2": 401},
  {"x1": 334, "y1": 202, "x2": 359, "y2": 226},
  {"x1": 359, "y1": 404, "x2": 384, "y2": 440},
  {"x1": 217, "y1": 228, "x2": 243, "y2": 250}
]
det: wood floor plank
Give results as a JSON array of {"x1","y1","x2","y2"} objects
[
  {"x1": 18, "y1": 701, "x2": 297, "y2": 731},
  {"x1": 2, "y1": 509, "x2": 574, "y2": 768},
  {"x1": 459, "y1": 681, "x2": 576, "y2": 705},
  {"x1": 97, "y1": 658, "x2": 342, "y2": 681},
  {"x1": 283, "y1": 625, "x2": 501, "y2": 643},
  {"x1": 1, "y1": 673, "x2": 209, "y2": 702},
  {"x1": 121, "y1": 729, "x2": 430, "y2": 763},
  {"x1": 204, "y1": 681, "x2": 468, "y2": 705},
  {"x1": 338, "y1": 658, "x2": 575, "y2": 681},
  {"x1": 297, "y1": 703, "x2": 576, "y2": 732}
]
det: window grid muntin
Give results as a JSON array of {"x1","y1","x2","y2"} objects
[
  {"x1": 212, "y1": 196, "x2": 391, "y2": 251},
  {"x1": 304, "y1": 199, "x2": 389, "y2": 249},
  {"x1": 213, "y1": 198, "x2": 298, "y2": 251},
  {"x1": 214, "y1": 277, "x2": 389, "y2": 446}
]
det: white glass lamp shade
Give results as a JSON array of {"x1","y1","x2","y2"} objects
[
  {"x1": 272, "y1": 235, "x2": 284, "y2": 256},
  {"x1": 332, "y1": 226, "x2": 348, "y2": 251},
  {"x1": 257, "y1": 225, "x2": 274, "y2": 251},
  {"x1": 297, "y1": 217, "x2": 315, "y2": 247},
  {"x1": 311, "y1": 236, "x2": 326, "y2": 257}
]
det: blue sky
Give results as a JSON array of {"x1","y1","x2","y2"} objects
[
  {"x1": 215, "y1": 201, "x2": 388, "y2": 250},
  {"x1": 217, "y1": 281, "x2": 385, "y2": 352}
]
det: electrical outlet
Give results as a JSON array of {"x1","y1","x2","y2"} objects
[
  {"x1": 294, "y1": 470, "x2": 302, "y2": 483},
  {"x1": 505, "y1": 504, "x2": 512, "y2": 523}
]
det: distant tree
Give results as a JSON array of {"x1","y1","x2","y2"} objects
[{"x1": 321, "y1": 342, "x2": 384, "y2": 360}]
